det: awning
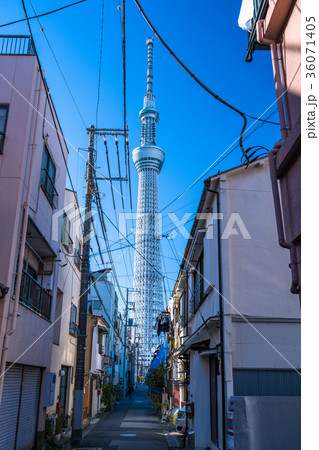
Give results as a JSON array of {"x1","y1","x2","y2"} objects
[
  {"x1": 177, "y1": 315, "x2": 220, "y2": 355},
  {"x1": 26, "y1": 218, "x2": 56, "y2": 259}
]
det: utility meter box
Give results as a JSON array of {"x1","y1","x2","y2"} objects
[{"x1": 43, "y1": 372, "x2": 56, "y2": 406}]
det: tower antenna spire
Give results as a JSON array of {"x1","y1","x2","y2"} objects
[{"x1": 146, "y1": 37, "x2": 154, "y2": 94}]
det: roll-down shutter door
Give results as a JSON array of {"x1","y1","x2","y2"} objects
[
  {"x1": 16, "y1": 366, "x2": 41, "y2": 449},
  {"x1": 0, "y1": 364, "x2": 41, "y2": 450},
  {"x1": 0, "y1": 364, "x2": 23, "y2": 449}
]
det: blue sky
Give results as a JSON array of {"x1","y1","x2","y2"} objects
[{"x1": 1, "y1": 0, "x2": 280, "y2": 311}]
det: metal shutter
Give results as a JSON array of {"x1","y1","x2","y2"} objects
[
  {"x1": 16, "y1": 366, "x2": 41, "y2": 450},
  {"x1": 0, "y1": 364, "x2": 23, "y2": 450}
]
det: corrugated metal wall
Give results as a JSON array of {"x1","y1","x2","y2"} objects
[{"x1": 233, "y1": 369, "x2": 301, "y2": 396}]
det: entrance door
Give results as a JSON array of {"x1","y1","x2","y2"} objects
[
  {"x1": 58, "y1": 365, "x2": 69, "y2": 413},
  {"x1": 210, "y1": 355, "x2": 218, "y2": 445}
]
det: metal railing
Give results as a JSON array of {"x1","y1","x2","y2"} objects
[
  {"x1": 245, "y1": 0, "x2": 270, "y2": 62},
  {"x1": 20, "y1": 269, "x2": 52, "y2": 320},
  {"x1": 0, "y1": 35, "x2": 35, "y2": 55},
  {"x1": 41, "y1": 168, "x2": 59, "y2": 209}
]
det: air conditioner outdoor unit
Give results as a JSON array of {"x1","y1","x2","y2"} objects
[{"x1": 42, "y1": 273, "x2": 54, "y2": 291}]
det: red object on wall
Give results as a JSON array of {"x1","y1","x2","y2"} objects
[
  {"x1": 173, "y1": 384, "x2": 180, "y2": 408},
  {"x1": 56, "y1": 402, "x2": 61, "y2": 413},
  {"x1": 186, "y1": 402, "x2": 194, "y2": 417},
  {"x1": 97, "y1": 389, "x2": 101, "y2": 396}
]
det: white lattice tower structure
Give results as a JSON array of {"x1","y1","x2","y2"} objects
[{"x1": 132, "y1": 37, "x2": 165, "y2": 373}]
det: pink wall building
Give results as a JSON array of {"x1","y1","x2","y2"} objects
[
  {"x1": 241, "y1": 0, "x2": 301, "y2": 295},
  {"x1": 0, "y1": 35, "x2": 68, "y2": 448}
]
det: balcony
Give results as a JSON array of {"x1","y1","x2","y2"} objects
[
  {"x1": 245, "y1": 0, "x2": 270, "y2": 62},
  {"x1": 0, "y1": 35, "x2": 35, "y2": 55},
  {"x1": 41, "y1": 168, "x2": 59, "y2": 209},
  {"x1": 20, "y1": 269, "x2": 52, "y2": 320}
]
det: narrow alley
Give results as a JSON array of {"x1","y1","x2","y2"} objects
[{"x1": 67, "y1": 386, "x2": 178, "y2": 450}]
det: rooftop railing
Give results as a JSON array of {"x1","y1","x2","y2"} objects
[{"x1": 0, "y1": 35, "x2": 35, "y2": 55}]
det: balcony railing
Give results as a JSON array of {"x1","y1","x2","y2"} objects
[
  {"x1": 0, "y1": 35, "x2": 35, "y2": 55},
  {"x1": 41, "y1": 168, "x2": 59, "y2": 209},
  {"x1": 245, "y1": 0, "x2": 270, "y2": 62},
  {"x1": 20, "y1": 269, "x2": 52, "y2": 320}
]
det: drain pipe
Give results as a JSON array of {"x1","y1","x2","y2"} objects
[
  {"x1": 257, "y1": 20, "x2": 300, "y2": 294},
  {"x1": 257, "y1": 20, "x2": 287, "y2": 140},
  {"x1": 204, "y1": 180, "x2": 226, "y2": 449},
  {"x1": 268, "y1": 147, "x2": 300, "y2": 294},
  {"x1": 0, "y1": 69, "x2": 42, "y2": 403}
]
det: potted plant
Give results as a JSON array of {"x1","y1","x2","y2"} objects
[{"x1": 54, "y1": 416, "x2": 62, "y2": 441}]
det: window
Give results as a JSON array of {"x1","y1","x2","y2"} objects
[
  {"x1": 41, "y1": 146, "x2": 58, "y2": 208},
  {"x1": 193, "y1": 250, "x2": 204, "y2": 311},
  {"x1": 19, "y1": 268, "x2": 52, "y2": 320},
  {"x1": 69, "y1": 303, "x2": 77, "y2": 335},
  {"x1": 0, "y1": 104, "x2": 9, "y2": 153},
  {"x1": 98, "y1": 329, "x2": 105, "y2": 354},
  {"x1": 53, "y1": 292, "x2": 63, "y2": 345},
  {"x1": 62, "y1": 213, "x2": 73, "y2": 253},
  {"x1": 74, "y1": 237, "x2": 81, "y2": 269}
]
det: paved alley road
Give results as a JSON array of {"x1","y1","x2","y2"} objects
[{"x1": 70, "y1": 386, "x2": 171, "y2": 450}]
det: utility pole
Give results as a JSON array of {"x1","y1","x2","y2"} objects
[
  {"x1": 122, "y1": 288, "x2": 129, "y2": 399},
  {"x1": 72, "y1": 125, "x2": 95, "y2": 444}
]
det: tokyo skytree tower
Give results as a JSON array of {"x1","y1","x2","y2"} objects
[{"x1": 132, "y1": 37, "x2": 165, "y2": 371}]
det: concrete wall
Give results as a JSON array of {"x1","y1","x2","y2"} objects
[{"x1": 229, "y1": 396, "x2": 300, "y2": 450}]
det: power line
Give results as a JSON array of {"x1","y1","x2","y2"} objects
[
  {"x1": 121, "y1": 0, "x2": 133, "y2": 209},
  {"x1": 160, "y1": 107, "x2": 279, "y2": 213},
  {"x1": 28, "y1": 0, "x2": 87, "y2": 129},
  {"x1": 133, "y1": 0, "x2": 279, "y2": 164},
  {"x1": 21, "y1": 0, "x2": 78, "y2": 197},
  {"x1": 0, "y1": 0, "x2": 87, "y2": 28}
]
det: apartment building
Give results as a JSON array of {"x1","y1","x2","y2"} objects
[
  {"x1": 0, "y1": 35, "x2": 69, "y2": 448},
  {"x1": 89, "y1": 271, "x2": 123, "y2": 385}
]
